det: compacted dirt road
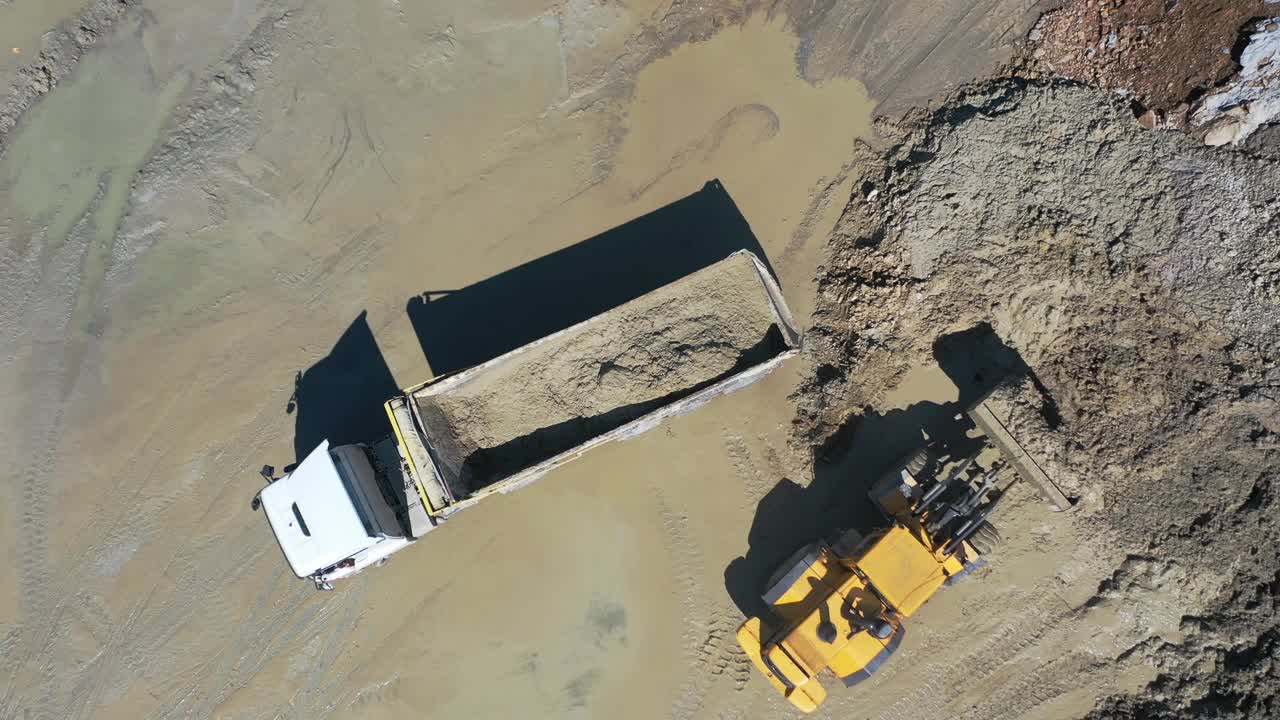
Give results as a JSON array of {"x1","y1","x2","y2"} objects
[{"x1": 2, "y1": 0, "x2": 1277, "y2": 719}]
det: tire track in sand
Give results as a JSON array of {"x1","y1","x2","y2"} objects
[
  {"x1": 0, "y1": 187, "x2": 101, "y2": 720},
  {"x1": 854, "y1": 590, "x2": 1068, "y2": 720},
  {"x1": 653, "y1": 487, "x2": 752, "y2": 719}
]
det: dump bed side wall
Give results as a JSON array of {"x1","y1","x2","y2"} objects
[
  {"x1": 385, "y1": 398, "x2": 451, "y2": 517},
  {"x1": 447, "y1": 346, "x2": 800, "y2": 514},
  {"x1": 399, "y1": 250, "x2": 801, "y2": 516}
]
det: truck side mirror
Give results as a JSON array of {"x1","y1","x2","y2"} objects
[{"x1": 261, "y1": 464, "x2": 276, "y2": 482}]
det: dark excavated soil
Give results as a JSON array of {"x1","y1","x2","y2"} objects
[
  {"x1": 1032, "y1": 0, "x2": 1272, "y2": 119},
  {"x1": 796, "y1": 78, "x2": 1280, "y2": 719}
]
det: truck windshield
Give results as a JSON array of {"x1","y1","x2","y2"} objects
[{"x1": 331, "y1": 453, "x2": 377, "y2": 537}]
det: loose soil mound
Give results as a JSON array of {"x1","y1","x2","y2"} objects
[
  {"x1": 1032, "y1": 0, "x2": 1273, "y2": 127},
  {"x1": 798, "y1": 79, "x2": 1280, "y2": 718}
]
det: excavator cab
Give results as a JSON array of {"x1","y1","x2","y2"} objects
[
  {"x1": 735, "y1": 531, "x2": 908, "y2": 711},
  {"x1": 736, "y1": 384, "x2": 1073, "y2": 712},
  {"x1": 735, "y1": 527, "x2": 931, "y2": 711}
]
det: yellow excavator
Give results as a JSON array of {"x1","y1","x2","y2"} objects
[{"x1": 736, "y1": 392, "x2": 1071, "y2": 712}]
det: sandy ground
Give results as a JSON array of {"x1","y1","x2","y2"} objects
[
  {"x1": 0, "y1": 2, "x2": 952, "y2": 718},
  {"x1": 3, "y1": 0, "x2": 1273, "y2": 719}
]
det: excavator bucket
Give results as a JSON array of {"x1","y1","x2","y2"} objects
[{"x1": 966, "y1": 381, "x2": 1074, "y2": 512}]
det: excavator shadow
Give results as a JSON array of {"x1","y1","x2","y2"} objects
[
  {"x1": 724, "y1": 324, "x2": 1034, "y2": 620},
  {"x1": 405, "y1": 179, "x2": 771, "y2": 376}
]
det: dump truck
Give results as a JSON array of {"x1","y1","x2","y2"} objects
[
  {"x1": 736, "y1": 386, "x2": 1072, "y2": 712},
  {"x1": 258, "y1": 250, "x2": 801, "y2": 588}
]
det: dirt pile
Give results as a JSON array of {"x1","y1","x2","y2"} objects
[
  {"x1": 798, "y1": 79, "x2": 1280, "y2": 717},
  {"x1": 1192, "y1": 18, "x2": 1280, "y2": 146},
  {"x1": 416, "y1": 253, "x2": 787, "y2": 491},
  {"x1": 1031, "y1": 0, "x2": 1275, "y2": 134}
]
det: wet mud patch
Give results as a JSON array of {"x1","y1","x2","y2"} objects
[
  {"x1": 553, "y1": 600, "x2": 629, "y2": 709},
  {"x1": 586, "y1": 599, "x2": 628, "y2": 649},
  {"x1": 563, "y1": 668, "x2": 601, "y2": 710},
  {"x1": 0, "y1": 0, "x2": 137, "y2": 152}
]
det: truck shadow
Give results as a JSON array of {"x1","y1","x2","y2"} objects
[
  {"x1": 287, "y1": 180, "x2": 770, "y2": 467},
  {"x1": 723, "y1": 324, "x2": 1033, "y2": 621},
  {"x1": 405, "y1": 179, "x2": 771, "y2": 376},
  {"x1": 289, "y1": 311, "x2": 399, "y2": 462}
]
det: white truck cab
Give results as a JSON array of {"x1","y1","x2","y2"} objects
[
  {"x1": 259, "y1": 440, "x2": 412, "y2": 589},
  {"x1": 258, "y1": 251, "x2": 802, "y2": 588}
]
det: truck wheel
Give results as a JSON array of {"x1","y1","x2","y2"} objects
[
  {"x1": 970, "y1": 521, "x2": 1001, "y2": 555},
  {"x1": 904, "y1": 449, "x2": 932, "y2": 476},
  {"x1": 980, "y1": 520, "x2": 1001, "y2": 545}
]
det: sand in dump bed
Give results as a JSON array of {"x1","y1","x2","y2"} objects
[{"x1": 413, "y1": 254, "x2": 786, "y2": 493}]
